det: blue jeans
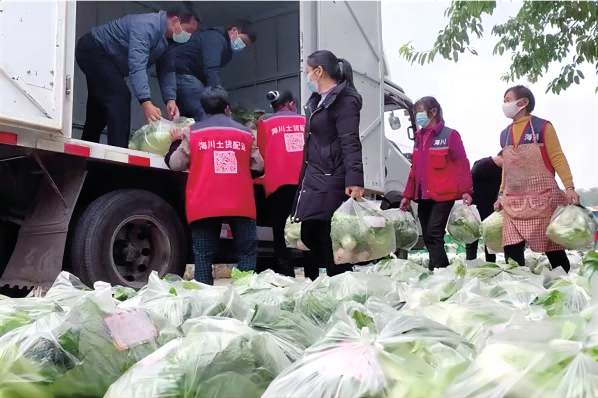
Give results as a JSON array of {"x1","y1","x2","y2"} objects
[
  {"x1": 190, "y1": 217, "x2": 258, "y2": 285},
  {"x1": 176, "y1": 74, "x2": 206, "y2": 122}
]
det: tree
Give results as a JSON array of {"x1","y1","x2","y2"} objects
[{"x1": 399, "y1": 1, "x2": 598, "y2": 94}]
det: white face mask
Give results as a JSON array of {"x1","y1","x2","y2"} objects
[
  {"x1": 173, "y1": 29, "x2": 192, "y2": 43},
  {"x1": 502, "y1": 98, "x2": 528, "y2": 119}
]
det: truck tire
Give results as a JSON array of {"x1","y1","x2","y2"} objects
[{"x1": 71, "y1": 189, "x2": 187, "y2": 289}]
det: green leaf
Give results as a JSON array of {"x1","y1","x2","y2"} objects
[
  {"x1": 574, "y1": 75, "x2": 580, "y2": 84},
  {"x1": 453, "y1": 50, "x2": 459, "y2": 62},
  {"x1": 577, "y1": 69, "x2": 585, "y2": 79},
  {"x1": 168, "y1": 287, "x2": 177, "y2": 296},
  {"x1": 499, "y1": 46, "x2": 505, "y2": 56},
  {"x1": 421, "y1": 53, "x2": 427, "y2": 64}
]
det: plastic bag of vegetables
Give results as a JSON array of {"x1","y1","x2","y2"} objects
[
  {"x1": 481, "y1": 210, "x2": 504, "y2": 253},
  {"x1": 0, "y1": 297, "x2": 63, "y2": 338},
  {"x1": 331, "y1": 199, "x2": 396, "y2": 264},
  {"x1": 128, "y1": 117, "x2": 195, "y2": 156},
  {"x1": 104, "y1": 317, "x2": 291, "y2": 398},
  {"x1": 444, "y1": 316, "x2": 598, "y2": 398},
  {"x1": 284, "y1": 216, "x2": 309, "y2": 251},
  {"x1": 0, "y1": 277, "x2": 181, "y2": 398},
  {"x1": 447, "y1": 204, "x2": 482, "y2": 244},
  {"x1": 383, "y1": 209, "x2": 420, "y2": 250},
  {"x1": 546, "y1": 205, "x2": 598, "y2": 251},
  {"x1": 263, "y1": 313, "x2": 475, "y2": 398}
]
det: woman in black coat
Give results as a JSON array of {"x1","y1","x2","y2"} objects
[{"x1": 291, "y1": 50, "x2": 364, "y2": 280}]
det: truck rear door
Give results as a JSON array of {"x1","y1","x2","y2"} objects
[
  {"x1": 300, "y1": 1, "x2": 385, "y2": 193},
  {"x1": 0, "y1": 1, "x2": 75, "y2": 135}
]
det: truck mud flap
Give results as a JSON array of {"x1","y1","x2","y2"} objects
[{"x1": 0, "y1": 157, "x2": 86, "y2": 289}]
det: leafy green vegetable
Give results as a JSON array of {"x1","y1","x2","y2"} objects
[
  {"x1": 384, "y1": 209, "x2": 420, "y2": 251},
  {"x1": 447, "y1": 205, "x2": 482, "y2": 244},
  {"x1": 0, "y1": 298, "x2": 62, "y2": 338},
  {"x1": 546, "y1": 206, "x2": 598, "y2": 251},
  {"x1": 128, "y1": 117, "x2": 195, "y2": 156},
  {"x1": 231, "y1": 268, "x2": 254, "y2": 281},
  {"x1": 480, "y1": 211, "x2": 504, "y2": 253}
]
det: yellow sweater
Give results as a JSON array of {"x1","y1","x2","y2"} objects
[{"x1": 500, "y1": 115, "x2": 574, "y2": 192}]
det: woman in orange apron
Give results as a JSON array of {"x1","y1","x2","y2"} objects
[{"x1": 496, "y1": 85, "x2": 580, "y2": 272}]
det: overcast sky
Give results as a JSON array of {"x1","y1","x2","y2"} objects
[{"x1": 381, "y1": 1, "x2": 597, "y2": 190}]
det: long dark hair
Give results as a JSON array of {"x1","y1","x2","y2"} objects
[
  {"x1": 307, "y1": 50, "x2": 354, "y2": 87},
  {"x1": 267, "y1": 90, "x2": 294, "y2": 112}
]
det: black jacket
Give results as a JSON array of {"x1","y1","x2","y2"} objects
[
  {"x1": 471, "y1": 157, "x2": 502, "y2": 220},
  {"x1": 291, "y1": 81, "x2": 364, "y2": 222},
  {"x1": 173, "y1": 26, "x2": 233, "y2": 87}
]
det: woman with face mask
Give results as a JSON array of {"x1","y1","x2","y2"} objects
[
  {"x1": 291, "y1": 50, "x2": 363, "y2": 280},
  {"x1": 400, "y1": 97, "x2": 473, "y2": 270},
  {"x1": 494, "y1": 85, "x2": 579, "y2": 272}
]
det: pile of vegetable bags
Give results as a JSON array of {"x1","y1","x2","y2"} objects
[
  {"x1": 331, "y1": 198, "x2": 396, "y2": 264},
  {"x1": 547, "y1": 205, "x2": 598, "y2": 251},
  {"x1": 1, "y1": 247, "x2": 597, "y2": 398},
  {"x1": 128, "y1": 117, "x2": 195, "y2": 156}
]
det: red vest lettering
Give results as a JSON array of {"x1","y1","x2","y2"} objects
[
  {"x1": 412, "y1": 126, "x2": 460, "y2": 201},
  {"x1": 257, "y1": 112, "x2": 306, "y2": 197},
  {"x1": 186, "y1": 127, "x2": 256, "y2": 223}
]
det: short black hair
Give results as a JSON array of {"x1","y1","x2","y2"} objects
[
  {"x1": 505, "y1": 85, "x2": 535, "y2": 112},
  {"x1": 267, "y1": 90, "x2": 294, "y2": 112},
  {"x1": 167, "y1": 9, "x2": 202, "y2": 24},
  {"x1": 200, "y1": 86, "x2": 230, "y2": 115},
  {"x1": 226, "y1": 22, "x2": 257, "y2": 43}
]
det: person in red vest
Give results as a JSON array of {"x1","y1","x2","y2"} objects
[
  {"x1": 400, "y1": 96, "x2": 473, "y2": 270},
  {"x1": 256, "y1": 90, "x2": 306, "y2": 277},
  {"x1": 166, "y1": 86, "x2": 264, "y2": 285}
]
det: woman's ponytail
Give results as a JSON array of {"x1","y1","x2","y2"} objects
[
  {"x1": 337, "y1": 58, "x2": 354, "y2": 87},
  {"x1": 307, "y1": 50, "x2": 355, "y2": 87}
]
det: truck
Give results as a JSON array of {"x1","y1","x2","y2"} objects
[{"x1": 0, "y1": 1, "x2": 418, "y2": 294}]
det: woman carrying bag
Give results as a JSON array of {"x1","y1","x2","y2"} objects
[
  {"x1": 495, "y1": 85, "x2": 580, "y2": 272},
  {"x1": 291, "y1": 50, "x2": 364, "y2": 280}
]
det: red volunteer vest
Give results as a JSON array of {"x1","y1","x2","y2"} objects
[
  {"x1": 186, "y1": 127, "x2": 256, "y2": 223},
  {"x1": 257, "y1": 113, "x2": 306, "y2": 197},
  {"x1": 412, "y1": 126, "x2": 460, "y2": 201}
]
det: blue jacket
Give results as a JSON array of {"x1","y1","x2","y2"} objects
[
  {"x1": 174, "y1": 26, "x2": 233, "y2": 87},
  {"x1": 91, "y1": 11, "x2": 176, "y2": 102}
]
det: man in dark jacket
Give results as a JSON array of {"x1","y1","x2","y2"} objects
[
  {"x1": 466, "y1": 153, "x2": 503, "y2": 262},
  {"x1": 174, "y1": 25, "x2": 257, "y2": 121},
  {"x1": 75, "y1": 11, "x2": 200, "y2": 148}
]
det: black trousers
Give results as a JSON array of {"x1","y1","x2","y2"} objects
[
  {"x1": 301, "y1": 219, "x2": 352, "y2": 280},
  {"x1": 266, "y1": 185, "x2": 298, "y2": 277},
  {"x1": 417, "y1": 199, "x2": 455, "y2": 270},
  {"x1": 75, "y1": 33, "x2": 132, "y2": 148},
  {"x1": 504, "y1": 241, "x2": 571, "y2": 272},
  {"x1": 466, "y1": 240, "x2": 497, "y2": 263}
]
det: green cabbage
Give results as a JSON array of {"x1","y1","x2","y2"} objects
[
  {"x1": 481, "y1": 211, "x2": 504, "y2": 253},
  {"x1": 128, "y1": 117, "x2": 195, "y2": 156},
  {"x1": 447, "y1": 205, "x2": 482, "y2": 244},
  {"x1": 546, "y1": 206, "x2": 598, "y2": 251},
  {"x1": 384, "y1": 209, "x2": 420, "y2": 250}
]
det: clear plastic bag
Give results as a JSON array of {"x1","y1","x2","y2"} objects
[
  {"x1": 0, "y1": 297, "x2": 63, "y2": 338},
  {"x1": 481, "y1": 210, "x2": 504, "y2": 254},
  {"x1": 105, "y1": 317, "x2": 291, "y2": 398},
  {"x1": 128, "y1": 117, "x2": 195, "y2": 156},
  {"x1": 546, "y1": 205, "x2": 598, "y2": 251},
  {"x1": 0, "y1": 277, "x2": 182, "y2": 398},
  {"x1": 331, "y1": 198, "x2": 396, "y2": 264},
  {"x1": 447, "y1": 204, "x2": 482, "y2": 244},
  {"x1": 263, "y1": 313, "x2": 475, "y2": 398},
  {"x1": 383, "y1": 208, "x2": 420, "y2": 251},
  {"x1": 284, "y1": 217, "x2": 309, "y2": 251}
]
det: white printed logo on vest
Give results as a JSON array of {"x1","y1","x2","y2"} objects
[
  {"x1": 214, "y1": 151, "x2": 238, "y2": 174},
  {"x1": 284, "y1": 133, "x2": 304, "y2": 152}
]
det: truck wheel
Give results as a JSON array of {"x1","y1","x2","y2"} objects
[{"x1": 71, "y1": 189, "x2": 187, "y2": 288}]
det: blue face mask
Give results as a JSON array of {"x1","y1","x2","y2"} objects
[
  {"x1": 306, "y1": 69, "x2": 319, "y2": 93},
  {"x1": 415, "y1": 112, "x2": 431, "y2": 128},
  {"x1": 231, "y1": 38, "x2": 246, "y2": 53}
]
